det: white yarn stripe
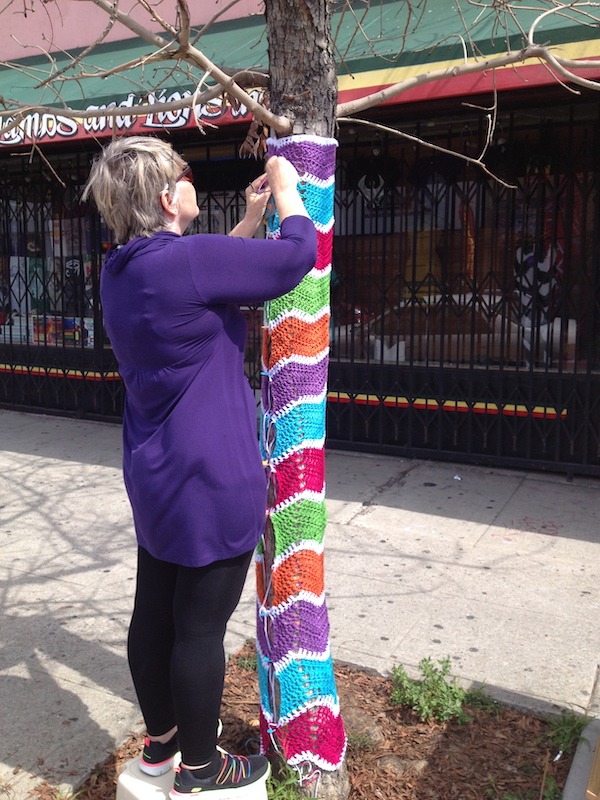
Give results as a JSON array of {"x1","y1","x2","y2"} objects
[
  {"x1": 271, "y1": 488, "x2": 326, "y2": 512},
  {"x1": 272, "y1": 539, "x2": 324, "y2": 572},
  {"x1": 308, "y1": 263, "x2": 332, "y2": 280},
  {"x1": 313, "y1": 217, "x2": 334, "y2": 235},
  {"x1": 257, "y1": 589, "x2": 326, "y2": 618},
  {"x1": 270, "y1": 437, "x2": 326, "y2": 467},
  {"x1": 273, "y1": 645, "x2": 332, "y2": 675},
  {"x1": 266, "y1": 389, "x2": 328, "y2": 420},
  {"x1": 288, "y1": 741, "x2": 347, "y2": 772},
  {"x1": 299, "y1": 172, "x2": 335, "y2": 189},
  {"x1": 263, "y1": 393, "x2": 327, "y2": 416},
  {"x1": 267, "y1": 134, "x2": 338, "y2": 148},
  {"x1": 271, "y1": 392, "x2": 328, "y2": 418},
  {"x1": 268, "y1": 348, "x2": 330, "y2": 377},
  {"x1": 276, "y1": 696, "x2": 341, "y2": 728},
  {"x1": 268, "y1": 305, "x2": 330, "y2": 332},
  {"x1": 257, "y1": 689, "x2": 344, "y2": 730}
]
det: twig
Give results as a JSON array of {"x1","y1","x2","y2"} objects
[
  {"x1": 86, "y1": 0, "x2": 291, "y2": 133},
  {"x1": 34, "y1": 10, "x2": 117, "y2": 90},
  {"x1": 192, "y1": 0, "x2": 244, "y2": 44},
  {"x1": 0, "y1": 85, "x2": 224, "y2": 125},
  {"x1": 336, "y1": 40, "x2": 600, "y2": 120},
  {"x1": 538, "y1": 749, "x2": 551, "y2": 800},
  {"x1": 176, "y1": 0, "x2": 191, "y2": 50},
  {"x1": 337, "y1": 116, "x2": 517, "y2": 189},
  {"x1": 29, "y1": 141, "x2": 67, "y2": 188}
]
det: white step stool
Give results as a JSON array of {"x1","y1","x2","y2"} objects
[
  {"x1": 116, "y1": 757, "x2": 175, "y2": 800},
  {"x1": 116, "y1": 756, "x2": 270, "y2": 800}
]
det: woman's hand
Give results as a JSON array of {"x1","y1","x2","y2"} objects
[
  {"x1": 228, "y1": 174, "x2": 271, "y2": 238},
  {"x1": 264, "y1": 157, "x2": 298, "y2": 195},
  {"x1": 228, "y1": 156, "x2": 308, "y2": 238},
  {"x1": 265, "y1": 156, "x2": 309, "y2": 223},
  {"x1": 246, "y1": 173, "x2": 271, "y2": 217}
]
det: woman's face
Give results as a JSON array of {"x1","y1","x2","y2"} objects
[{"x1": 176, "y1": 178, "x2": 200, "y2": 231}]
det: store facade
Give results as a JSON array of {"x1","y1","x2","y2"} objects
[{"x1": 1, "y1": 8, "x2": 599, "y2": 474}]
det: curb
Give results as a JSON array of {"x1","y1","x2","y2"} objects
[{"x1": 563, "y1": 718, "x2": 600, "y2": 800}]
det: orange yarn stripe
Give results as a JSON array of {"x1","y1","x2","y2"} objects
[
  {"x1": 256, "y1": 549, "x2": 324, "y2": 607},
  {"x1": 263, "y1": 314, "x2": 330, "y2": 369}
]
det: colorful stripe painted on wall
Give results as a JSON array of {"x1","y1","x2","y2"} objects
[{"x1": 256, "y1": 135, "x2": 347, "y2": 778}]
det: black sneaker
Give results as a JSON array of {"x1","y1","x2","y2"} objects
[
  {"x1": 169, "y1": 751, "x2": 270, "y2": 798},
  {"x1": 140, "y1": 731, "x2": 179, "y2": 777},
  {"x1": 140, "y1": 720, "x2": 223, "y2": 777}
]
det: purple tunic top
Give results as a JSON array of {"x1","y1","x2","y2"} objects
[{"x1": 101, "y1": 215, "x2": 317, "y2": 567}]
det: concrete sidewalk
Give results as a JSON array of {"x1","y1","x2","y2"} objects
[{"x1": 0, "y1": 409, "x2": 598, "y2": 798}]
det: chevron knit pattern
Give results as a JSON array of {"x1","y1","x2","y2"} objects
[{"x1": 256, "y1": 135, "x2": 346, "y2": 774}]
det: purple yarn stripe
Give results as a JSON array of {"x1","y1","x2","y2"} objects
[
  {"x1": 257, "y1": 600, "x2": 331, "y2": 664},
  {"x1": 267, "y1": 137, "x2": 337, "y2": 182},
  {"x1": 262, "y1": 359, "x2": 329, "y2": 415}
]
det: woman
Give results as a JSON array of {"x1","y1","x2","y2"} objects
[{"x1": 83, "y1": 135, "x2": 316, "y2": 799}]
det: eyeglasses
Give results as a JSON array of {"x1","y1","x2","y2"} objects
[{"x1": 176, "y1": 165, "x2": 194, "y2": 184}]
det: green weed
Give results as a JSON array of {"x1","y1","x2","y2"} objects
[
  {"x1": 231, "y1": 639, "x2": 258, "y2": 671},
  {"x1": 30, "y1": 788, "x2": 85, "y2": 800},
  {"x1": 540, "y1": 775, "x2": 562, "y2": 800},
  {"x1": 486, "y1": 759, "x2": 564, "y2": 800},
  {"x1": 391, "y1": 656, "x2": 470, "y2": 723},
  {"x1": 267, "y1": 761, "x2": 300, "y2": 800},
  {"x1": 485, "y1": 775, "x2": 534, "y2": 799},
  {"x1": 539, "y1": 709, "x2": 589, "y2": 755},
  {"x1": 235, "y1": 651, "x2": 258, "y2": 671},
  {"x1": 464, "y1": 686, "x2": 501, "y2": 717}
]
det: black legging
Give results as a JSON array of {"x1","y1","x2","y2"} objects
[{"x1": 127, "y1": 546, "x2": 254, "y2": 766}]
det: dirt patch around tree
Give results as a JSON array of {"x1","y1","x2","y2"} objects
[{"x1": 28, "y1": 641, "x2": 577, "y2": 800}]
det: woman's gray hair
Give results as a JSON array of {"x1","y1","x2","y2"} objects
[{"x1": 82, "y1": 136, "x2": 186, "y2": 244}]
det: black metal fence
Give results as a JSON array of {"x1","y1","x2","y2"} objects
[
  {"x1": 328, "y1": 102, "x2": 600, "y2": 474},
  {"x1": 1, "y1": 100, "x2": 599, "y2": 474},
  {"x1": 0, "y1": 152, "x2": 122, "y2": 418}
]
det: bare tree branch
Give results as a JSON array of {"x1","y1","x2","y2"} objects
[
  {"x1": 85, "y1": 0, "x2": 291, "y2": 132},
  {"x1": 337, "y1": 115, "x2": 517, "y2": 188},
  {"x1": 29, "y1": 140, "x2": 66, "y2": 187},
  {"x1": 0, "y1": 82, "x2": 223, "y2": 129},
  {"x1": 34, "y1": 8, "x2": 117, "y2": 90},
  {"x1": 176, "y1": 0, "x2": 191, "y2": 50},
  {"x1": 87, "y1": 0, "x2": 175, "y2": 51},
  {"x1": 132, "y1": 0, "x2": 180, "y2": 40},
  {"x1": 528, "y1": 0, "x2": 600, "y2": 43},
  {"x1": 542, "y1": 47, "x2": 600, "y2": 90},
  {"x1": 192, "y1": 0, "x2": 245, "y2": 43},
  {"x1": 335, "y1": 41, "x2": 600, "y2": 119},
  {"x1": 2, "y1": 0, "x2": 600, "y2": 146}
]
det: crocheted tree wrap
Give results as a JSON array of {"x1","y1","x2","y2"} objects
[{"x1": 257, "y1": 135, "x2": 346, "y2": 773}]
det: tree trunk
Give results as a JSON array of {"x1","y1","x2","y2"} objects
[
  {"x1": 265, "y1": 0, "x2": 337, "y2": 136},
  {"x1": 257, "y1": 3, "x2": 348, "y2": 799}
]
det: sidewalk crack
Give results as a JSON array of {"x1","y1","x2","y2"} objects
[{"x1": 348, "y1": 462, "x2": 421, "y2": 524}]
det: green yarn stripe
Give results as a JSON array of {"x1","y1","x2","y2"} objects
[
  {"x1": 257, "y1": 499, "x2": 327, "y2": 557},
  {"x1": 265, "y1": 274, "x2": 331, "y2": 321}
]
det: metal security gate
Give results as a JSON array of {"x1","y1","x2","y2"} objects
[
  {"x1": 328, "y1": 101, "x2": 600, "y2": 475},
  {"x1": 0, "y1": 152, "x2": 122, "y2": 418},
  {"x1": 0, "y1": 143, "x2": 268, "y2": 420},
  {"x1": 1, "y1": 101, "x2": 599, "y2": 475}
]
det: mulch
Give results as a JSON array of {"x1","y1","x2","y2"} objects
[{"x1": 27, "y1": 641, "x2": 575, "y2": 800}]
